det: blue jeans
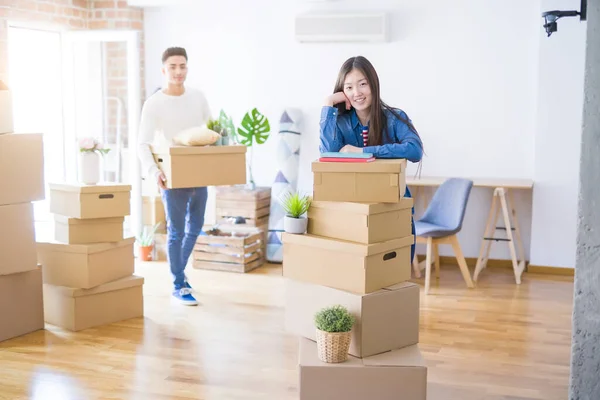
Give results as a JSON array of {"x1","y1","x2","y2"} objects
[{"x1": 161, "y1": 187, "x2": 208, "y2": 289}]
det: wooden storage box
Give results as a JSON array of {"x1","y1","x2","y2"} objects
[
  {"x1": 151, "y1": 145, "x2": 247, "y2": 189},
  {"x1": 308, "y1": 198, "x2": 413, "y2": 244},
  {"x1": 283, "y1": 233, "x2": 413, "y2": 295},
  {"x1": 54, "y1": 215, "x2": 124, "y2": 244},
  {"x1": 49, "y1": 183, "x2": 131, "y2": 219},
  {"x1": 0, "y1": 133, "x2": 45, "y2": 206},
  {"x1": 312, "y1": 159, "x2": 407, "y2": 203},
  {"x1": 193, "y1": 226, "x2": 265, "y2": 273},
  {"x1": 43, "y1": 275, "x2": 144, "y2": 332},
  {"x1": 0, "y1": 268, "x2": 44, "y2": 342},
  {"x1": 0, "y1": 203, "x2": 38, "y2": 276},
  {"x1": 37, "y1": 237, "x2": 135, "y2": 289}
]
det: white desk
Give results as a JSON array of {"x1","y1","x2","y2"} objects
[{"x1": 407, "y1": 176, "x2": 534, "y2": 284}]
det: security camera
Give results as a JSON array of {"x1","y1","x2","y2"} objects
[{"x1": 542, "y1": 0, "x2": 587, "y2": 37}]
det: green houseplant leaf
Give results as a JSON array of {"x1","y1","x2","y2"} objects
[
  {"x1": 314, "y1": 305, "x2": 355, "y2": 333},
  {"x1": 136, "y1": 223, "x2": 160, "y2": 247},
  {"x1": 280, "y1": 191, "x2": 311, "y2": 218},
  {"x1": 219, "y1": 109, "x2": 237, "y2": 142},
  {"x1": 237, "y1": 108, "x2": 270, "y2": 146}
]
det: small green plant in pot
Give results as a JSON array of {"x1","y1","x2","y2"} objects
[
  {"x1": 314, "y1": 305, "x2": 355, "y2": 363},
  {"x1": 280, "y1": 191, "x2": 311, "y2": 234},
  {"x1": 136, "y1": 223, "x2": 160, "y2": 261}
]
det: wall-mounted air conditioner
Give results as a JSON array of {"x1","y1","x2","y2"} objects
[{"x1": 294, "y1": 12, "x2": 388, "y2": 43}]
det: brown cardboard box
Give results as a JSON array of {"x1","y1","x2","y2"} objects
[
  {"x1": 142, "y1": 195, "x2": 166, "y2": 228},
  {"x1": 0, "y1": 133, "x2": 45, "y2": 206},
  {"x1": 285, "y1": 279, "x2": 419, "y2": 358},
  {"x1": 54, "y1": 215, "x2": 124, "y2": 244},
  {"x1": 152, "y1": 145, "x2": 247, "y2": 189},
  {"x1": 0, "y1": 268, "x2": 44, "y2": 342},
  {"x1": 283, "y1": 233, "x2": 413, "y2": 295},
  {"x1": 299, "y1": 337, "x2": 427, "y2": 400},
  {"x1": 312, "y1": 159, "x2": 406, "y2": 203},
  {"x1": 43, "y1": 275, "x2": 144, "y2": 331},
  {"x1": 49, "y1": 183, "x2": 131, "y2": 219},
  {"x1": 308, "y1": 198, "x2": 414, "y2": 244},
  {"x1": 0, "y1": 80, "x2": 13, "y2": 135},
  {"x1": 37, "y1": 237, "x2": 135, "y2": 289},
  {"x1": 0, "y1": 203, "x2": 38, "y2": 276}
]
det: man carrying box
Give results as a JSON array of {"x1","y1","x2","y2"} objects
[{"x1": 138, "y1": 47, "x2": 211, "y2": 306}]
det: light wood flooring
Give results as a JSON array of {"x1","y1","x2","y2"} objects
[{"x1": 0, "y1": 261, "x2": 574, "y2": 400}]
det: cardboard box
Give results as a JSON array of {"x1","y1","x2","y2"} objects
[
  {"x1": 285, "y1": 279, "x2": 419, "y2": 358},
  {"x1": 142, "y1": 195, "x2": 166, "y2": 228},
  {"x1": 0, "y1": 268, "x2": 44, "y2": 342},
  {"x1": 283, "y1": 233, "x2": 413, "y2": 295},
  {"x1": 312, "y1": 159, "x2": 406, "y2": 203},
  {"x1": 0, "y1": 133, "x2": 45, "y2": 206},
  {"x1": 43, "y1": 275, "x2": 144, "y2": 331},
  {"x1": 299, "y1": 337, "x2": 427, "y2": 400},
  {"x1": 54, "y1": 215, "x2": 124, "y2": 245},
  {"x1": 49, "y1": 183, "x2": 131, "y2": 219},
  {"x1": 0, "y1": 203, "x2": 38, "y2": 276},
  {"x1": 152, "y1": 145, "x2": 247, "y2": 189},
  {"x1": 308, "y1": 198, "x2": 414, "y2": 244},
  {"x1": 37, "y1": 237, "x2": 135, "y2": 289},
  {"x1": 0, "y1": 81, "x2": 14, "y2": 135}
]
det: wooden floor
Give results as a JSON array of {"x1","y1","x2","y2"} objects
[{"x1": 0, "y1": 261, "x2": 574, "y2": 400}]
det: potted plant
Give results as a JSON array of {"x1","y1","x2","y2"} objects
[
  {"x1": 136, "y1": 223, "x2": 160, "y2": 261},
  {"x1": 280, "y1": 191, "x2": 311, "y2": 234},
  {"x1": 314, "y1": 305, "x2": 355, "y2": 363},
  {"x1": 78, "y1": 137, "x2": 110, "y2": 185},
  {"x1": 207, "y1": 119, "x2": 229, "y2": 145}
]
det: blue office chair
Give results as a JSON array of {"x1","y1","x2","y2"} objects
[{"x1": 412, "y1": 178, "x2": 475, "y2": 294}]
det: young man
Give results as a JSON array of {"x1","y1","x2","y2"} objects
[{"x1": 138, "y1": 47, "x2": 211, "y2": 306}]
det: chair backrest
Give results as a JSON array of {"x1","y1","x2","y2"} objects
[{"x1": 420, "y1": 178, "x2": 473, "y2": 233}]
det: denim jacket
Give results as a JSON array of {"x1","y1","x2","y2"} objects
[{"x1": 319, "y1": 106, "x2": 423, "y2": 162}]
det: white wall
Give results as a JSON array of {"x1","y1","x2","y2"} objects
[
  {"x1": 530, "y1": 0, "x2": 587, "y2": 268},
  {"x1": 143, "y1": 0, "x2": 584, "y2": 266}
]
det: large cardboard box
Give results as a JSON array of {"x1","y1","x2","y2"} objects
[
  {"x1": 0, "y1": 133, "x2": 45, "y2": 206},
  {"x1": 285, "y1": 279, "x2": 419, "y2": 358},
  {"x1": 0, "y1": 81, "x2": 14, "y2": 135},
  {"x1": 54, "y1": 215, "x2": 124, "y2": 245},
  {"x1": 283, "y1": 233, "x2": 413, "y2": 295},
  {"x1": 0, "y1": 203, "x2": 38, "y2": 276},
  {"x1": 37, "y1": 237, "x2": 135, "y2": 289},
  {"x1": 142, "y1": 195, "x2": 166, "y2": 228},
  {"x1": 49, "y1": 183, "x2": 131, "y2": 219},
  {"x1": 43, "y1": 275, "x2": 144, "y2": 331},
  {"x1": 308, "y1": 198, "x2": 414, "y2": 244},
  {"x1": 151, "y1": 145, "x2": 247, "y2": 189},
  {"x1": 312, "y1": 159, "x2": 406, "y2": 203},
  {"x1": 299, "y1": 337, "x2": 427, "y2": 400},
  {"x1": 0, "y1": 268, "x2": 44, "y2": 342}
]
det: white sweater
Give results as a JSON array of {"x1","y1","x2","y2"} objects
[{"x1": 137, "y1": 87, "x2": 212, "y2": 179}]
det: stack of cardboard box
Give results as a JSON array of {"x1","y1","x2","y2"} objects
[
  {"x1": 0, "y1": 114, "x2": 46, "y2": 342},
  {"x1": 283, "y1": 158, "x2": 427, "y2": 399},
  {"x1": 36, "y1": 183, "x2": 144, "y2": 332}
]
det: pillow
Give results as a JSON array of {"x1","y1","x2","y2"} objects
[{"x1": 173, "y1": 126, "x2": 221, "y2": 146}]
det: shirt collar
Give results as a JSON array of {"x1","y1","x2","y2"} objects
[{"x1": 350, "y1": 109, "x2": 366, "y2": 129}]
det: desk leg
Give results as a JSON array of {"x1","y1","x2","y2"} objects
[
  {"x1": 474, "y1": 191, "x2": 499, "y2": 281},
  {"x1": 507, "y1": 189, "x2": 527, "y2": 273}
]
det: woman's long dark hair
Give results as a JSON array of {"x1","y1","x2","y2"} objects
[{"x1": 333, "y1": 56, "x2": 423, "y2": 150}]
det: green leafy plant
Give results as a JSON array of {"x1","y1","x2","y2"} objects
[
  {"x1": 237, "y1": 108, "x2": 270, "y2": 146},
  {"x1": 218, "y1": 110, "x2": 236, "y2": 141},
  {"x1": 206, "y1": 119, "x2": 223, "y2": 134},
  {"x1": 136, "y1": 223, "x2": 160, "y2": 247},
  {"x1": 280, "y1": 191, "x2": 311, "y2": 218},
  {"x1": 315, "y1": 305, "x2": 355, "y2": 333}
]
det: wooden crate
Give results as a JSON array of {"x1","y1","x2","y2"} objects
[{"x1": 193, "y1": 226, "x2": 265, "y2": 273}]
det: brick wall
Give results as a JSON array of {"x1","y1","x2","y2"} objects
[{"x1": 0, "y1": 0, "x2": 145, "y2": 147}]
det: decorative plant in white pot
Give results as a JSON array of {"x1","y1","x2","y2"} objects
[
  {"x1": 78, "y1": 137, "x2": 110, "y2": 185},
  {"x1": 280, "y1": 191, "x2": 311, "y2": 234},
  {"x1": 314, "y1": 305, "x2": 355, "y2": 363}
]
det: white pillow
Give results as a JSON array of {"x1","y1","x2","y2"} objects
[{"x1": 173, "y1": 126, "x2": 221, "y2": 146}]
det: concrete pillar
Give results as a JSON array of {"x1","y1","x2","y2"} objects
[{"x1": 570, "y1": 1, "x2": 600, "y2": 399}]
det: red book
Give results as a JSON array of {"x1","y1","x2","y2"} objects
[{"x1": 319, "y1": 157, "x2": 376, "y2": 163}]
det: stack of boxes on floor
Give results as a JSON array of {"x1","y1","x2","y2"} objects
[
  {"x1": 0, "y1": 82, "x2": 45, "y2": 341},
  {"x1": 36, "y1": 183, "x2": 144, "y2": 332},
  {"x1": 283, "y1": 158, "x2": 427, "y2": 399}
]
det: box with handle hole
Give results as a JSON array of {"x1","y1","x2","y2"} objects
[
  {"x1": 49, "y1": 183, "x2": 131, "y2": 219},
  {"x1": 282, "y1": 233, "x2": 413, "y2": 295}
]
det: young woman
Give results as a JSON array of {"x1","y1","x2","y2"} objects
[{"x1": 319, "y1": 55, "x2": 424, "y2": 261}]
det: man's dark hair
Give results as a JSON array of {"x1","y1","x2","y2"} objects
[{"x1": 162, "y1": 47, "x2": 187, "y2": 64}]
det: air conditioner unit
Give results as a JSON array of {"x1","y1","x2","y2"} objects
[{"x1": 294, "y1": 12, "x2": 388, "y2": 43}]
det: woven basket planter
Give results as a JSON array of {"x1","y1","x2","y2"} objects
[{"x1": 316, "y1": 328, "x2": 352, "y2": 363}]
